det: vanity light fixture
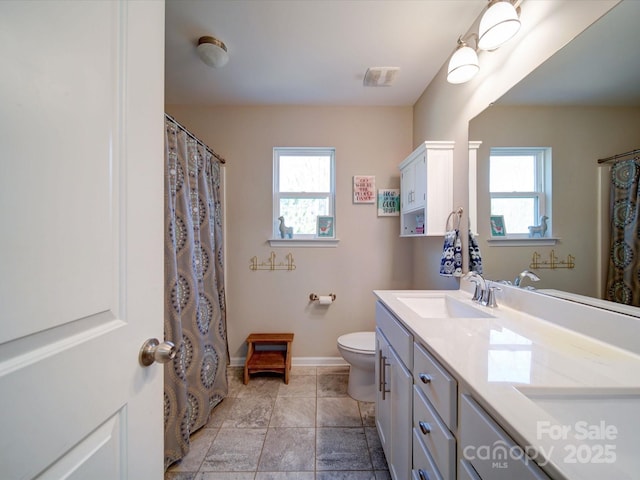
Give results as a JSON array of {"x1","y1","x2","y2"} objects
[
  {"x1": 197, "y1": 35, "x2": 229, "y2": 68},
  {"x1": 477, "y1": 0, "x2": 521, "y2": 51},
  {"x1": 446, "y1": 0, "x2": 522, "y2": 84},
  {"x1": 447, "y1": 35, "x2": 480, "y2": 84}
]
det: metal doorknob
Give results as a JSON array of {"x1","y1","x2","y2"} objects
[{"x1": 139, "y1": 338, "x2": 177, "y2": 367}]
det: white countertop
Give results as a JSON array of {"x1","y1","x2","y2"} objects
[{"x1": 373, "y1": 287, "x2": 640, "y2": 480}]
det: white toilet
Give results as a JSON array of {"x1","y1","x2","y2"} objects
[{"x1": 337, "y1": 331, "x2": 376, "y2": 402}]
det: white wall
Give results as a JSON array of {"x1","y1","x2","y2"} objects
[
  {"x1": 411, "y1": 0, "x2": 619, "y2": 288},
  {"x1": 165, "y1": 105, "x2": 413, "y2": 362}
]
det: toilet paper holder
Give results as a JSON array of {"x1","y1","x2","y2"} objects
[{"x1": 309, "y1": 293, "x2": 337, "y2": 302}]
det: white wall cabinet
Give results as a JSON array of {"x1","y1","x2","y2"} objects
[
  {"x1": 376, "y1": 303, "x2": 413, "y2": 480},
  {"x1": 399, "y1": 141, "x2": 454, "y2": 237}
]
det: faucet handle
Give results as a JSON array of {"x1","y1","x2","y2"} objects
[{"x1": 483, "y1": 286, "x2": 502, "y2": 308}]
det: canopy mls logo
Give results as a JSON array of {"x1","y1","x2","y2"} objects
[{"x1": 462, "y1": 440, "x2": 547, "y2": 469}]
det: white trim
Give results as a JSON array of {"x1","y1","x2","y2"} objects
[
  {"x1": 229, "y1": 356, "x2": 348, "y2": 368},
  {"x1": 487, "y1": 237, "x2": 559, "y2": 246},
  {"x1": 269, "y1": 238, "x2": 340, "y2": 247}
]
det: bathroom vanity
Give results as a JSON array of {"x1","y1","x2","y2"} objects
[{"x1": 374, "y1": 284, "x2": 640, "y2": 480}]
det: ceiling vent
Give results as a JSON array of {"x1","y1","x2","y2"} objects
[{"x1": 363, "y1": 67, "x2": 400, "y2": 87}]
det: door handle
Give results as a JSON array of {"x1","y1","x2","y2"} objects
[
  {"x1": 139, "y1": 338, "x2": 177, "y2": 366},
  {"x1": 418, "y1": 373, "x2": 432, "y2": 384},
  {"x1": 418, "y1": 470, "x2": 430, "y2": 480}
]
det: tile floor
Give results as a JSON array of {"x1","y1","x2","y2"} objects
[{"x1": 165, "y1": 366, "x2": 390, "y2": 480}]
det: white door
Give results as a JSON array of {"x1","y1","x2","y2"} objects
[{"x1": 0, "y1": 1, "x2": 165, "y2": 478}]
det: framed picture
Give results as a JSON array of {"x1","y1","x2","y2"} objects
[
  {"x1": 490, "y1": 215, "x2": 506, "y2": 237},
  {"x1": 316, "y1": 215, "x2": 335, "y2": 238},
  {"x1": 353, "y1": 175, "x2": 376, "y2": 203},
  {"x1": 377, "y1": 189, "x2": 400, "y2": 216}
]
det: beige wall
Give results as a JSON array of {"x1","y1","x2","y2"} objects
[
  {"x1": 411, "y1": 0, "x2": 619, "y2": 288},
  {"x1": 470, "y1": 105, "x2": 640, "y2": 297},
  {"x1": 165, "y1": 105, "x2": 413, "y2": 361}
]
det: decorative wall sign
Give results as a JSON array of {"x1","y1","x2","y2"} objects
[
  {"x1": 353, "y1": 175, "x2": 376, "y2": 203},
  {"x1": 490, "y1": 215, "x2": 506, "y2": 237},
  {"x1": 316, "y1": 215, "x2": 335, "y2": 238},
  {"x1": 377, "y1": 189, "x2": 400, "y2": 216}
]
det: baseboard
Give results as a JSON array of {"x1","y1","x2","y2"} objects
[{"x1": 229, "y1": 356, "x2": 348, "y2": 368}]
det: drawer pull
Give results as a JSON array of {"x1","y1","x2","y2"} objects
[
  {"x1": 419, "y1": 421, "x2": 431, "y2": 435},
  {"x1": 419, "y1": 373, "x2": 432, "y2": 384},
  {"x1": 378, "y1": 350, "x2": 384, "y2": 392},
  {"x1": 418, "y1": 469, "x2": 429, "y2": 480},
  {"x1": 381, "y1": 355, "x2": 390, "y2": 400}
]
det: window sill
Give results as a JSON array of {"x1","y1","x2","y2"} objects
[
  {"x1": 487, "y1": 237, "x2": 559, "y2": 247},
  {"x1": 269, "y1": 238, "x2": 340, "y2": 248}
]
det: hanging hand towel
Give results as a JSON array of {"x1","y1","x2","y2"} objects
[
  {"x1": 439, "y1": 229, "x2": 462, "y2": 277},
  {"x1": 468, "y1": 227, "x2": 483, "y2": 274},
  {"x1": 440, "y1": 211, "x2": 462, "y2": 277}
]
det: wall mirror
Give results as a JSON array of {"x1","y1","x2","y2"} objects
[{"x1": 470, "y1": 0, "x2": 640, "y2": 302}]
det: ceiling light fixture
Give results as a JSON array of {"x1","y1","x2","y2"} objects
[
  {"x1": 447, "y1": 36, "x2": 479, "y2": 84},
  {"x1": 196, "y1": 36, "x2": 229, "y2": 68},
  {"x1": 477, "y1": 0, "x2": 521, "y2": 51}
]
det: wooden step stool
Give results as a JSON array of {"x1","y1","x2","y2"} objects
[{"x1": 244, "y1": 333, "x2": 294, "y2": 384}]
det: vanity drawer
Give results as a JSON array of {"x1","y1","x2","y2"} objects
[
  {"x1": 412, "y1": 428, "x2": 443, "y2": 480},
  {"x1": 376, "y1": 301, "x2": 413, "y2": 368},
  {"x1": 460, "y1": 395, "x2": 550, "y2": 480},
  {"x1": 413, "y1": 342, "x2": 457, "y2": 430},
  {"x1": 413, "y1": 386, "x2": 455, "y2": 479}
]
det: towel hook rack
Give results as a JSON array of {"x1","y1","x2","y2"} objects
[{"x1": 445, "y1": 207, "x2": 464, "y2": 231}]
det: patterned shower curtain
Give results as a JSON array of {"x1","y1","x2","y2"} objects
[
  {"x1": 606, "y1": 158, "x2": 640, "y2": 306},
  {"x1": 164, "y1": 116, "x2": 228, "y2": 468}
]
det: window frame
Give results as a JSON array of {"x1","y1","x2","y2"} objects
[
  {"x1": 489, "y1": 147, "x2": 552, "y2": 239},
  {"x1": 272, "y1": 147, "x2": 336, "y2": 242}
]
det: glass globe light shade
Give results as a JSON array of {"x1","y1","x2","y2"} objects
[
  {"x1": 447, "y1": 44, "x2": 480, "y2": 84},
  {"x1": 478, "y1": 1, "x2": 521, "y2": 51},
  {"x1": 197, "y1": 36, "x2": 230, "y2": 68}
]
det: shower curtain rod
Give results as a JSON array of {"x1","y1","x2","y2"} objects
[
  {"x1": 165, "y1": 113, "x2": 226, "y2": 164},
  {"x1": 597, "y1": 148, "x2": 640, "y2": 164}
]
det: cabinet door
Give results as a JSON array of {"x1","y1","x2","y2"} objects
[
  {"x1": 400, "y1": 162, "x2": 415, "y2": 212},
  {"x1": 375, "y1": 329, "x2": 391, "y2": 455},
  {"x1": 389, "y1": 346, "x2": 413, "y2": 480},
  {"x1": 413, "y1": 155, "x2": 427, "y2": 209}
]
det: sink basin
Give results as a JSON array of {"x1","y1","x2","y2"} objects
[
  {"x1": 516, "y1": 386, "x2": 640, "y2": 476},
  {"x1": 396, "y1": 295, "x2": 494, "y2": 318}
]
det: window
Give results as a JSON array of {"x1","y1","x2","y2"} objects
[
  {"x1": 273, "y1": 147, "x2": 335, "y2": 240},
  {"x1": 489, "y1": 147, "x2": 551, "y2": 238}
]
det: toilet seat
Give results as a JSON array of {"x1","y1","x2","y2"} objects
[{"x1": 337, "y1": 331, "x2": 375, "y2": 354}]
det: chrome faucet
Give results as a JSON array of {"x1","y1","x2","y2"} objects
[
  {"x1": 463, "y1": 272, "x2": 486, "y2": 303},
  {"x1": 464, "y1": 272, "x2": 502, "y2": 307},
  {"x1": 514, "y1": 270, "x2": 540, "y2": 288}
]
